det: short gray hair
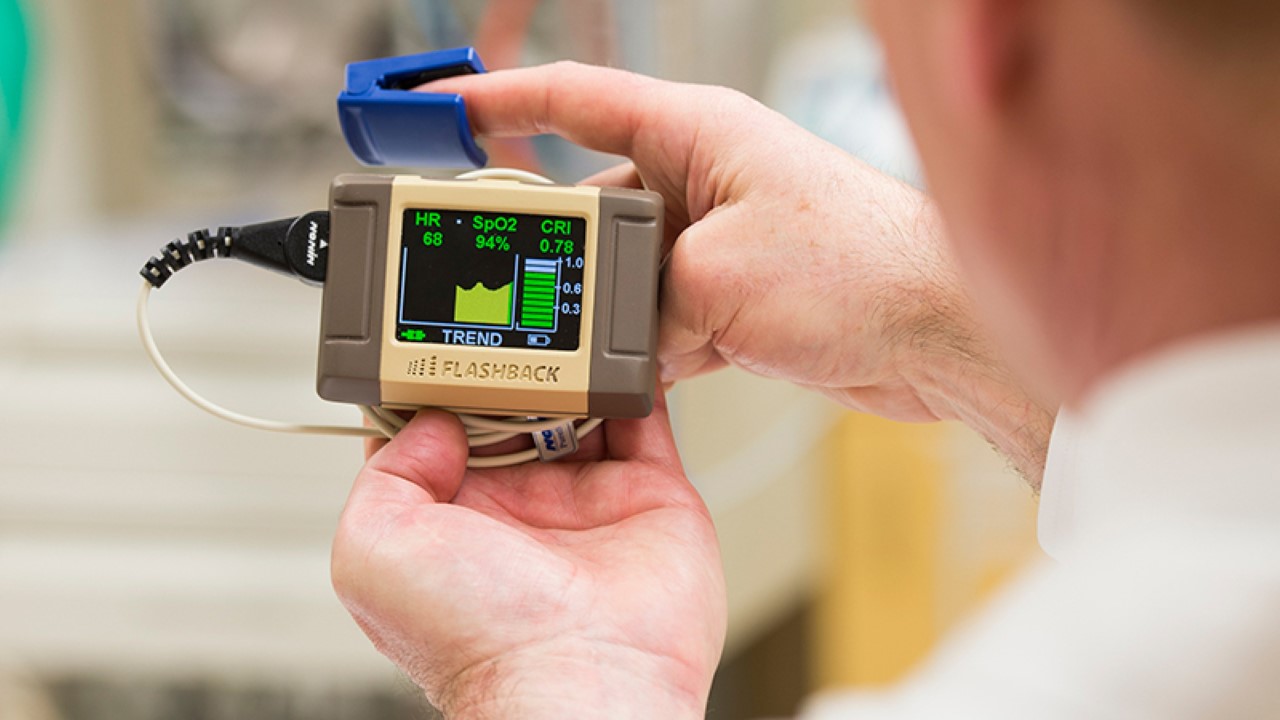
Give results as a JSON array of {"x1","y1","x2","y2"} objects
[{"x1": 1134, "y1": 0, "x2": 1280, "y2": 50}]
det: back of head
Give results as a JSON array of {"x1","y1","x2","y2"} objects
[
  {"x1": 865, "y1": 0, "x2": 1280, "y2": 404},
  {"x1": 1132, "y1": 0, "x2": 1280, "y2": 88},
  {"x1": 1134, "y1": 0, "x2": 1280, "y2": 48}
]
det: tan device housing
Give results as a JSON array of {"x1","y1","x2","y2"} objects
[{"x1": 316, "y1": 174, "x2": 662, "y2": 418}]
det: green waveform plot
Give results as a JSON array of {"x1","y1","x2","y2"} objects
[{"x1": 454, "y1": 282, "x2": 513, "y2": 326}]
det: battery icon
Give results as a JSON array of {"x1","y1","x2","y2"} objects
[{"x1": 519, "y1": 258, "x2": 559, "y2": 330}]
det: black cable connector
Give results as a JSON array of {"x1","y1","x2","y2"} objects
[{"x1": 139, "y1": 211, "x2": 331, "y2": 289}]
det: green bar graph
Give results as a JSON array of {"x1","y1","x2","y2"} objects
[{"x1": 520, "y1": 258, "x2": 559, "y2": 329}]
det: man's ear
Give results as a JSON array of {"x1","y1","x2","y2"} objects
[{"x1": 943, "y1": 0, "x2": 1038, "y2": 124}]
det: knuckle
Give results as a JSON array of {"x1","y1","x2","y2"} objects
[
  {"x1": 553, "y1": 58, "x2": 651, "y2": 90},
  {"x1": 705, "y1": 85, "x2": 754, "y2": 113},
  {"x1": 547, "y1": 59, "x2": 584, "y2": 75}
]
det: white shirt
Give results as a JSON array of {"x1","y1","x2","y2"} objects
[{"x1": 802, "y1": 325, "x2": 1280, "y2": 719}]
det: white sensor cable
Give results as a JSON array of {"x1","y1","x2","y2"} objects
[
  {"x1": 455, "y1": 167, "x2": 555, "y2": 185},
  {"x1": 136, "y1": 281, "x2": 379, "y2": 438},
  {"x1": 138, "y1": 280, "x2": 603, "y2": 466}
]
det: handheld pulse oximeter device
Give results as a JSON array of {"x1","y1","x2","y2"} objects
[{"x1": 319, "y1": 173, "x2": 662, "y2": 418}]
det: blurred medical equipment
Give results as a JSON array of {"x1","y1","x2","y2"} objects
[
  {"x1": 0, "y1": 0, "x2": 32, "y2": 236},
  {"x1": 766, "y1": 21, "x2": 921, "y2": 186}
]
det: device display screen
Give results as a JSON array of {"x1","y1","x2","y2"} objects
[{"x1": 396, "y1": 208, "x2": 587, "y2": 351}]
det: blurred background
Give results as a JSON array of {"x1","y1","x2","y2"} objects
[{"x1": 0, "y1": 0, "x2": 1039, "y2": 717}]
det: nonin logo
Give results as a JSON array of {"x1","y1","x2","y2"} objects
[
  {"x1": 535, "y1": 422, "x2": 579, "y2": 461},
  {"x1": 305, "y1": 220, "x2": 325, "y2": 268}
]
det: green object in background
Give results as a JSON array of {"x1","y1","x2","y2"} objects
[{"x1": 0, "y1": 0, "x2": 32, "y2": 236}]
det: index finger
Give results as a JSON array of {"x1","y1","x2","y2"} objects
[{"x1": 420, "y1": 61, "x2": 689, "y2": 161}]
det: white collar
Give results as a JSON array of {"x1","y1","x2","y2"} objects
[{"x1": 1038, "y1": 323, "x2": 1280, "y2": 559}]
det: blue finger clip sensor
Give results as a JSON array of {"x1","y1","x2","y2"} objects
[{"x1": 338, "y1": 47, "x2": 488, "y2": 169}]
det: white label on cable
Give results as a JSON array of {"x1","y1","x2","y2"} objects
[{"x1": 534, "y1": 421, "x2": 579, "y2": 461}]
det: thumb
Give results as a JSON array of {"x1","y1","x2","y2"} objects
[
  {"x1": 349, "y1": 410, "x2": 471, "y2": 512},
  {"x1": 332, "y1": 411, "x2": 469, "y2": 648},
  {"x1": 657, "y1": 209, "x2": 743, "y2": 383}
]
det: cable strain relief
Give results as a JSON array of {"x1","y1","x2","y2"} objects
[
  {"x1": 139, "y1": 228, "x2": 234, "y2": 288},
  {"x1": 222, "y1": 212, "x2": 330, "y2": 286}
]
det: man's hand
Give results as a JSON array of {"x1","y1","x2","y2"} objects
[
  {"x1": 428, "y1": 63, "x2": 949, "y2": 420},
  {"x1": 428, "y1": 62, "x2": 1055, "y2": 481},
  {"x1": 332, "y1": 400, "x2": 725, "y2": 719}
]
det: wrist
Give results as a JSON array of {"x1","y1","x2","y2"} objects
[
  {"x1": 907, "y1": 338, "x2": 1055, "y2": 484},
  {"x1": 438, "y1": 644, "x2": 710, "y2": 720},
  {"x1": 891, "y1": 203, "x2": 1056, "y2": 486}
]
